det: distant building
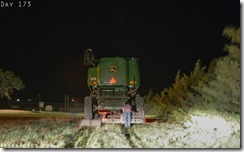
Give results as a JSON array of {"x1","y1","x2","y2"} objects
[{"x1": 45, "y1": 105, "x2": 53, "y2": 112}]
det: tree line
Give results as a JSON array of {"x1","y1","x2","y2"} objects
[{"x1": 144, "y1": 26, "x2": 240, "y2": 119}]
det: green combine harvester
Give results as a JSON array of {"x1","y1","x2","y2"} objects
[{"x1": 80, "y1": 49, "x2": 145, "y2": 127}]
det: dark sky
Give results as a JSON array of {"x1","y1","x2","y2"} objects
[{"x1": 0, "y1": 0, "x2": 240, "y2": 102}]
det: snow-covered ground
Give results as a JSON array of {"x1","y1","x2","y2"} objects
[
  {"x1": 128, "y1": 111, "x2": 239, "y2": 148},
  {"x1": 0, "y1": 108, "x2": 240, "y2": 148},
  {"x1": 81, "y1": 108, "x2": 240, "y2": 148}
]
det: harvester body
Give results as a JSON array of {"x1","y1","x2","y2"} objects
[{"x1": 80, "y1": 49, "x2": 144, "y2": 127}]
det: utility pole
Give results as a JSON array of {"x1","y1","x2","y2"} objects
[
  {"x1": 64, "y1": 95, "x2": 69, "y2": 111},
  {"x1": 64, "y1": 95, "x2": 66, "y2": 110},
  {"x1": 67, "y1": 95, "x2": 69, "y2": 111},
  {"x1": 38, "y1": 94, "x2": 42, "y2": 102},
  {"x1": 38, "y1": 94, "x2": 43, "y2": 111}
]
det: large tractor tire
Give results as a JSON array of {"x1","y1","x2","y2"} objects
[
  {"x1": 135, "y1": 95, "x2": 144, "y2": 114},
  {"x1": 84, "y1": 96, "x2": 98, "y2": 119}
]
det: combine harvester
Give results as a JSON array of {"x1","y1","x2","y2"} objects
[{"x1": 80, "y1": 49, "x2": 145, "y2": 128}]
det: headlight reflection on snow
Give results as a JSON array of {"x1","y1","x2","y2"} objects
[
  {"x1": 182, "y1": 113, "x2": 240, "y2": 147},
  {"x1": 189, "y1": 115, "x2": 232, "y2": 134}
]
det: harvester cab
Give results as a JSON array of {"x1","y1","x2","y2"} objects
[
  {"x1": 83, "y1": 49, "x2": 96, "y2": 67},
  {"x1": 80, "y1": 49, "x2": 145, "y2": 128}
]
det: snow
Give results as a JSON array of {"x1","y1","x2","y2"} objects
[
  {"x1": 0, "y1": 108, "x2": 240, "y2": 148},
  {"x1": 125, "y1": 109, "x2": 240, "y2": 148}
]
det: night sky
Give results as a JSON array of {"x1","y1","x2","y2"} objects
[{"x1": 0, "y1": 0, "x2": 240, "y2": 102}]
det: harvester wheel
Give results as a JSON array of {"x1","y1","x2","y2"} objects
[
  {"x1": 84, "y1": 96, "x2": 92, "y2": 119},
  {"x1": 84, "y1": 96, "x2": 98, "y2": 119},
  {"x1": 92, "y1": 97, "x2": 98, "y2": 119}
]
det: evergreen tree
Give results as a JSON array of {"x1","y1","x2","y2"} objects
[
  {"x1": 144, "y1": 60, "x2": 207, "y2": 116},
  {"x1": 144, "y1": 26, "x2": 240, "y2": 120},
  {"x1": 144, "y1": 89, "x2": 167, "y2": 116},
  {"x1": 223, "y1": 26, "x2": 240, "y2": 63},
  {"x1": 189, "y1": 59, "x2": 206, "y2": 88},
  {"x1": 192, "y1": 26, "x2": 240, "y2": 113}
]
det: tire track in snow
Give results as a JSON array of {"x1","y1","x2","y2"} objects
[
  {"x1": 73, "y1": 127, "x2": 94, "y2": 148},
  {"x1": 123, "y1": 127, "x2": 137, "y2": 148},
  {"x1": 126, "y1": 125, "x2": 147, "y2": 148}
]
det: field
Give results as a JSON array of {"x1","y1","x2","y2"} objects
[{"x1": 0, "y1": 109, "x2": 240, "y2": 148}]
